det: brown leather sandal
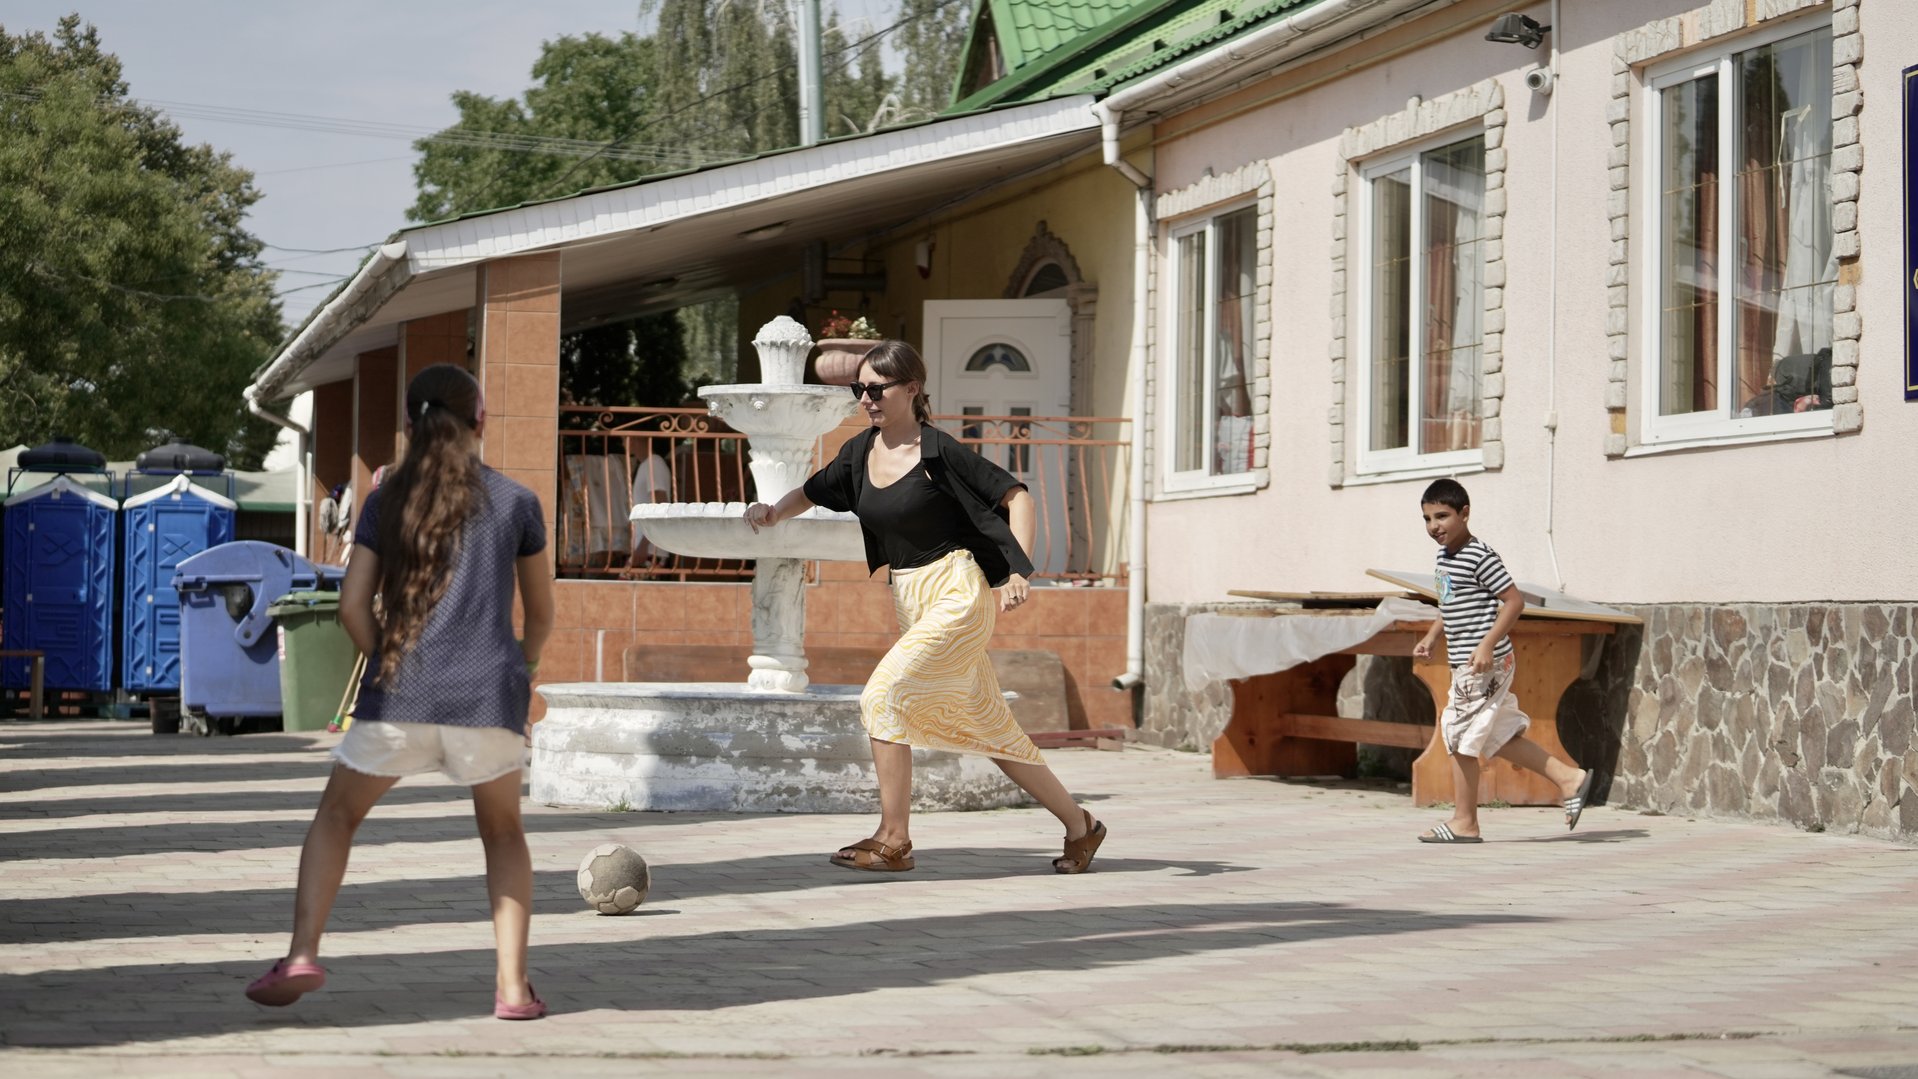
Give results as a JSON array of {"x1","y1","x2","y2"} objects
[
  {"x1": 829, "y1": 838, "x2": 915, "y2": 872},
  {"x1": 1053, "y1": 810, "x2": 1106, "y2": 874}
]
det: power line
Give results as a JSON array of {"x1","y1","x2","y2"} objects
[
  {"x1": 0, "y1": 90, "x2": 710, "y2": 169},
  {"x1": 257, "y1": 155, "x2": 414, "y2": 176},
  {"x1": 263, "y1": 242, "x2": 380, "y2": 255}
]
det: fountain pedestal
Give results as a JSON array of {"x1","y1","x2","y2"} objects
[
  {"x1": 529, "y1": 316, "x2": 1025, "y2": 812},
  {"x1": 531, "y1": 684, "x2": 1024, "y2": 812}
]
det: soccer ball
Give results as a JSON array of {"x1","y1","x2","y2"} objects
[{"x1": 576, "y1": 843, "x2": 650, "y2": 915}]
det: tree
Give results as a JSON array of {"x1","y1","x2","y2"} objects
[
  {"x1": 409, "y1": 31, "x2": 663, "y2": 222},
  {"x1": 0, "y1": 16, "x2": 283, "y2": 466},
  {"x1": 892, "y1": 0, "x2": 972, "y2": 121},
  {"x1": 822, "y1": 11, "x2": 894, "y2": 136},
  {"x1": 409, "y1": 2, "x2": 975, "y2": 405}
]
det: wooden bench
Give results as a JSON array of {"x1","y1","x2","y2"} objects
[
  {"x1": 0, "y1": 650, "x2": 46, "y2": 720},
  {"x1": 1213, "y1": 615, "x2": 1613, "y2": 806}
]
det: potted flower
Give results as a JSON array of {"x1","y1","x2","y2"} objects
[{"x1": 813, "y1": 310, "x2": 884, "y2": 385}]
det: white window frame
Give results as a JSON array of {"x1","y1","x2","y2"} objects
[
  {"x1": 1352, "y1": 130, "x2": 1487, "y2": 477},
  {"x1": 1636, "y1": 16, "x2": 1835, "y2": 448},
  {"x1": 1161, "y1": 199, "x2": 1261, "y2": 497}
]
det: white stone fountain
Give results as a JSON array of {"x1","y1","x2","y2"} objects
[{"x1": 527, "y1": 317, "x2": 1024, "y2": 813}]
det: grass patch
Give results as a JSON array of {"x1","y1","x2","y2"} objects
[{"x1": 605, "y1": 798, "x2": 634, "y2": 813}]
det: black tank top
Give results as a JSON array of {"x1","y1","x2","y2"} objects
[{"x1": 855, "y1": 466, "x2": 974, "y2": 572}]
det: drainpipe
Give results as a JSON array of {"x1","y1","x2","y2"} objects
[
  {"x1": 1541, "y1": 0, "x2": 1566, "y2": 590},
  {"x1": 245, "y1": 386, "x2": 311, "y2": 560},
  {"x1": 243, "y1": 238, "x2": 407, "y2": 563},
  {"x1": 1097, "y1": 101, "x2": 1151, "y2": 694}
]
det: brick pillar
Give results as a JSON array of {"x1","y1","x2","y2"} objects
[
  {"x1": 310, "y1": 380, "x2": 355, "y2": 556},
  {"x1": 353, "y1": 345, "x2": 399, "y2": 505},
  {"x1": 472, "y1": 254, "x2": 561, "y2": 554},
  {"x1": 400, "y1": 309, "x2": 471, "y2": 384},
  {"x1": 396, "y1": 308, "x2": 473, "y2": 458}
]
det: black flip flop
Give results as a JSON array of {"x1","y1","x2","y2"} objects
[{"x1": 1565, "y1": 770, "x2": 1596, "y2": 831}]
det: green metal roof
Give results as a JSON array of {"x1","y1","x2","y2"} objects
[
  {"x1": 951, "y1": 0, "x2": 1322, "y2": 112},
  {"x1": 1000, "y1": 0, "x2": 1147, "y2": 66}
]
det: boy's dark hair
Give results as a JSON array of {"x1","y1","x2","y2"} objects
[{"x1": 1421, "y1": 478, "x2": 1469, "y2": 510}]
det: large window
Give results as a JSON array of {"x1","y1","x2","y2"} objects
[
  {"x1": 1356, "y1": 135, "x2": 1485, "y2": 473},
  {"x1": 1168, "y1": 205, "x2": 1257, "y2": 483},
  {"x1": 1645, "y1": 23, "x2": 1833, "y2": 440}
]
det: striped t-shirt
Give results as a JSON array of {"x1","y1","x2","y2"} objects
[{"x1": 1435, "y1": 537, "x2": 1516, "y2": 666}]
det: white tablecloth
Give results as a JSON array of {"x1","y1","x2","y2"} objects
[{"x1": 1183, "y1": 597, "x2": 1437, "y2": 692}]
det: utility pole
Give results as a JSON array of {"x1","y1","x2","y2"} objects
[{"x1": 797, "y1": 0, "x2": 824, "y2": 146}]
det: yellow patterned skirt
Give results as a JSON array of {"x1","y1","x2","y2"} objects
[{"x1": 859, "y1": 549, "x2": 1045, "y2": 764}]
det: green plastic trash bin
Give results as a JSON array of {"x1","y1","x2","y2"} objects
[{"x1": 269, "y1": 592, "x2": 359, "y2": 733}]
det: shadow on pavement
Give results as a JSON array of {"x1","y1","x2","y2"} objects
[
  {"x1": 1, "y1": 758, "x2": 333, "y2": 794},
  {"x1": 0, "y1": 784, "x2": 476, "y2": 820},
  {"x1": 0, "y1": 730, "x2": 325, "y2": 759},
  {"x1": 1505, "y1": 829, "x2": 1650, "y2": 843},
  {"x1": 0, "y1": 804, "x2": 694, "y2": 862},
  {"x1": 0, "y1": 898, "x2": 1547, "y2": 1047},
  {"x1": 0, "y1": 849, "x2": 1246, "y2": 945}
]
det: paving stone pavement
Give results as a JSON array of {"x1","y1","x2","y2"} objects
[{"x1": 3, "y1": 720, "x2": 1917, "y2": 1078}]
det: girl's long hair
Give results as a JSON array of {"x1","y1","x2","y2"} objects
[
  {"x1": 863, "y1": 339, "x2": 933, "y2": 425},
  {"x1": 373, "y1": 363, "x2": 485, "y2": 686}
]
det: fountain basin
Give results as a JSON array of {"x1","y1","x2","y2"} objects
[
  {"x1": 530, "y1": 683, "x2": 1028, "y2": 812},
  {"x1": 632, "y1": 503, "x2": 864, "y2": 562},
  {"x1": 698, "y1": 384, "x2": 858, "y2": 441}
]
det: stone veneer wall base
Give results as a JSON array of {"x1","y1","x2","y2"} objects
[{"x1": 1145, "y1": 600, "x2": 1918, "y2": 840}]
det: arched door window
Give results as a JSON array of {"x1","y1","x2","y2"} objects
[{"x1": 965, "y1": 343, "x2": 1031, "y2": 373}]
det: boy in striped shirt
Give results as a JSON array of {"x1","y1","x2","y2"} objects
[{"x1": 1411, "y1": 479, "x2": 1594, "y2": 843}]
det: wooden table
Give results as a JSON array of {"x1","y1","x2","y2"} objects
[{"x1": 1212, "y1": 612, "x2": 1614, "y2": 807}]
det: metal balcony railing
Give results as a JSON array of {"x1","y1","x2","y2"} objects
[{"x1": 556, "y1": 406, "x2": 1130, "y2": 585}]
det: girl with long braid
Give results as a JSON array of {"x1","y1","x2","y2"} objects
[
  {"x1": 747, "y1": 340, "x2": 1107, "y2": 874},
  {"x1": 245, "y1": 364, "x2": 556, "y2": 1020}
]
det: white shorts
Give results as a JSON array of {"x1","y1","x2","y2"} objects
[
  {"x1": 333, "y1": 720, "x2": 526, "y2": 786},
  {"x1": 1440, "y1": 652, "x2": 1532, "y2": 761}
]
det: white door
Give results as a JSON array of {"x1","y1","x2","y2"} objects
[{"x1": 923, "y1": 299, "x2": 1072, "y2": 577}]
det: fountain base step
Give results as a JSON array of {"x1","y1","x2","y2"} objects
[{"x1": 530, "y1": 682, "x2": 1029, "y2": 813}]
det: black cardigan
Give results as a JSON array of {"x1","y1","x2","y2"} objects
[{"x1": 802, "y1": 423, "x2": 1034, "y2": 585}]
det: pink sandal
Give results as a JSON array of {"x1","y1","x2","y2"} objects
[
  {"x1": 494, "y1": 983, "x2": 547, "y2": 1020},
  {"x1": 244, "y1": 958, "x2": 327, "y2": 1006}
]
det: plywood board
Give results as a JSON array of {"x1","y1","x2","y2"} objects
[
  {"x1": 1366, "y1": 568, "x2": 1643, "y2": 625},
  {"x1": 1225, "y1": 589, "x2": 1415, "y2": 608}
]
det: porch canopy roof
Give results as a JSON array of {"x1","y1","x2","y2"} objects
[{"x1": 250, "y1": 95, "x2": 1102, "y2": 402}]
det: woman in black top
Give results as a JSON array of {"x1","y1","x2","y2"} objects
[{"x1": 746, "y1": 340, "x2": 1106, "y2": 874}]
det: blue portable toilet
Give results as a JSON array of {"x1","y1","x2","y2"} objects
[
  {"x1": 173, "y1": 541, "x2": 331, "y2": 725},
  {"x1": 121, "y1": 440, "x2": 238, "y2": 694},
  {"x1": 3, "y1": 438, "x2": 118, "y2": 693}
]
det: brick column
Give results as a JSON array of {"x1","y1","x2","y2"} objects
[
  {"x1": 396, "y1": 308, "x2": 473, "y2": 459},
  {"x1": 472, "y1": 253, "x2": 561, "y2": 555},
  {"x1": 400, "y1": 309, "x2": 471, "y2": 384},
  {"x1": 310, "y1": 380, "x2": 355, "y2": 556},
  {"x1": 352, "y1": 345, "x2": 399, "y2": 504}
]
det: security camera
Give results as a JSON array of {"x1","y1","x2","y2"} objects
[{"x1": 1525, "y1": 66, "x2": 1555, "y2": 95}]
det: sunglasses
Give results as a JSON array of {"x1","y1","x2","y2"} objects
[{"x1": 849, "y1": 379, "x2": 906, "y2": 401}]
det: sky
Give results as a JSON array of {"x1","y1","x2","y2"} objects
[{"x1": 7, "y1": 1, "x2": 899, "y2": 327}]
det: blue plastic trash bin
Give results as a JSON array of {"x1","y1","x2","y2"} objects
[{"x1": 172, "y1": 541, "x2": 340, "y2": 724}]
